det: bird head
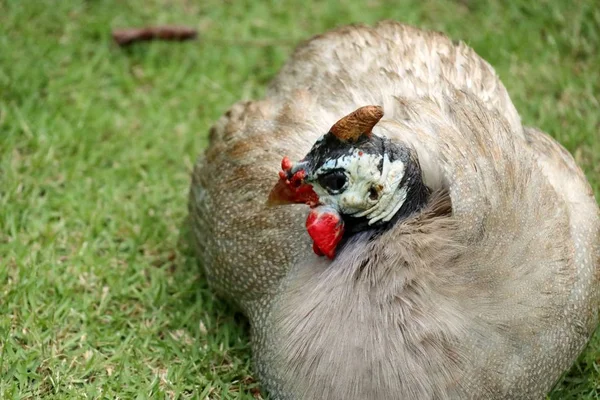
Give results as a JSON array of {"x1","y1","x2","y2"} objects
[{"x1": 268, "y1": 105, "x2": 429, "y2": 259}]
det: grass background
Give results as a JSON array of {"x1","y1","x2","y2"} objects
[{"x1": 1, "y1": 0, "x2": 599, "y2": 398}]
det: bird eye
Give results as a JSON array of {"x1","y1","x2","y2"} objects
[{"x1": 318, "y1": 170, "x2": 348, "y2": 194}]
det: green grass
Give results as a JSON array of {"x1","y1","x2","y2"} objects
[{"x1": 1, "y1": 0, "x2": 598, "y2": 398}]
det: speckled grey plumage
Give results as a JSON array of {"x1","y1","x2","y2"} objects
[{"x1": 189, "y1": 21, "x2": 600, "y2": 399}]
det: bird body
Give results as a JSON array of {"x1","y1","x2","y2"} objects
[{"x1": 189, "y1": 21, "x2": 600, "y2": 399}]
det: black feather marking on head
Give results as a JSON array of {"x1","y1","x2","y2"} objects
[{"x1": 302, "y1": 132, "x2": 386, "y2": 175}]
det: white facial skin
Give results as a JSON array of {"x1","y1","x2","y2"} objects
[{"x1": 309, "y1": 148, "x2": 408, "y2": 225}]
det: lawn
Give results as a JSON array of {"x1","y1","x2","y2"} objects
[{"x1": 1, "y1": 0, "x2": 599, "y2": 398}]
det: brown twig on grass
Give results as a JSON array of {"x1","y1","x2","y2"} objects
[{"x1": 112, "y1": 26, "x2": 197, "y2": 46}]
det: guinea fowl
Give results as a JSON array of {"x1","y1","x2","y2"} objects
[{"x1": 189, "y1": 21, "x2": 600, "y2": 399}]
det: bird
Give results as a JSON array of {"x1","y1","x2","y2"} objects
[{"x1": 188, "y1": 21, "x2": 600, "y2": 399}]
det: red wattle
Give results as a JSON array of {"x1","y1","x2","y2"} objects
[
  {"x1": 305, "y1": 207, "x2": 345, "y2": 259},
  {"x1": 312, "y1": 242, "x2": 324, "y2": 256}
]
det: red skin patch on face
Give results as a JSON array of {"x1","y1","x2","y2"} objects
[
  {"x1": 305, "y1": 207, "x2": 345, "y2": 259},
  {"x1": 269, "y1": 156, "x2": 345, "y2": 259},
  {"x1": 268, "y1": 157, "x2": 319, "y2": 207}
]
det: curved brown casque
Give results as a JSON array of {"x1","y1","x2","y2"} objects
[{"x1": 329, "y1": 105, "x2": 384, "y2": 142}]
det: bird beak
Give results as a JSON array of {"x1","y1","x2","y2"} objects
[{"x1": 267, "y1": 157, "x2": 319, "y2": 207}]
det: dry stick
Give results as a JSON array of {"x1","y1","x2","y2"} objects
[
  {"x1": 112, "y1": 27, "x2": 296, "y2": 48},
  {"x1": 112, "y1": 26, "x2": 197, "y2": 46},
  {"x1": 112, "y1": 26, "x2": 296, "y2": 48}
]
